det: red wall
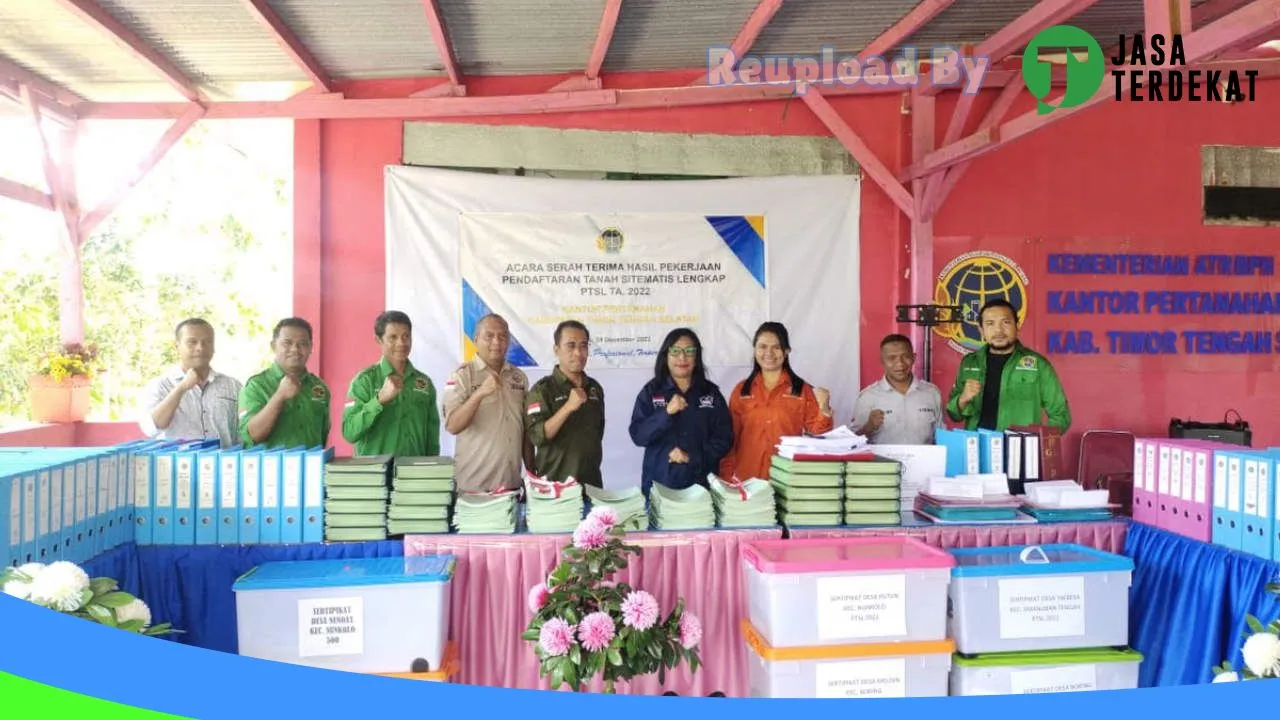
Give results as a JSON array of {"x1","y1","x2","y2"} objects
[
  {"x1": 301, "y1": 72, "x2": 1280, "y2": 472},
  {"x1": 930, "y1": 82, "x2": 1280, "y2": 473}
]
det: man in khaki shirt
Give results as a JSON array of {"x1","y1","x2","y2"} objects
[{"x1": 442, "y1": 314, "x2": 534, "y2": 492}]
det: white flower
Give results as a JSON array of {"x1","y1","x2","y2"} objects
[
  {"x1": 1242, "y1": 632, "x2": 1280, "y2": 678},
  {"x1": 15, "y1": 562, "x2": 46, "y2": 580},
  {"x1": 2, "y1": 580, "x2": 32, "y2": 600},
  {"x1": 1213, "y1": 671, "x2": 1240, "y2": 683},
  {"x1": 114, "y1": 598, "x2": 152, "y2": 628},
  {"x1": 26, "y1": 561, "x2": 90, "y2": 612}
]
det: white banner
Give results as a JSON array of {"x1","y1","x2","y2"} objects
[
  {"x1": 385, "y1": 166, "x2": 861, "y2": 489},
  {"x1": 459, "y1": 212, "x2": 768, "y2": 369}
]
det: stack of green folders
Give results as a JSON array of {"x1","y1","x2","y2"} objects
[
  {"x1": 709, "y1": 475, "x2": 777, "y2": 528},
  {"x1": 768, "y1": 455, "x2": 844, "y2": 527},
  {"x1": 844, "y1": 456, "x2": 903, "y2": 526},
  {"x1": 452, "y1": 490, "x2": 518, "y2": 534},
  {"x1": 323, "y1": 455, "x2": 391, "y2": 542},
  {"x1": 387, "y1": 456, "x2": 454, "y2": 536},
  {"x1": 649, "y1": 483, "x2": 716, "y2": 530},
  {"x1": 584, "y1": 486, "x2": 647, "y2": 531}
]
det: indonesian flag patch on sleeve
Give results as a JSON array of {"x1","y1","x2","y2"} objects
[{"x1": 526, "y1": 402, "x2": 542, "y2": 415}]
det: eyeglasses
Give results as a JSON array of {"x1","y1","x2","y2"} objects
[{"x1": 668, "y1": 347, "x2": 698, "y2": 357}]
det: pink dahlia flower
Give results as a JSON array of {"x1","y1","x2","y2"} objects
[
  {"x1": 578, "y1": 611, "x2": 616, "y2": 652},
  {"x1": 538, "y1": 618, "x2": 575, "y2": 656},
  {"x1": 587, "y1": 506, "x2": 619, "y2": 529},
  {"x1": 679, "y1": 612, "x2": 702, "y2": 649},
  {"x1": 572, "y1": 519, "x2": 608, "y2": 550},
  {"x1": 528, "y1": 582, "x2": 550, "y2": 613},
  {"x1": 620, "y1": 590, "x2": 660, "y2": 631}
]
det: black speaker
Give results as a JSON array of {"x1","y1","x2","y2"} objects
[{"x1": 1169, "y1": 410, "x2": 1251, "y2": 447}]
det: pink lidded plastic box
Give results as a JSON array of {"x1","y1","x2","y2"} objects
[{"x1": 741, "y1": 536, "x2": 955, "y2": 649}]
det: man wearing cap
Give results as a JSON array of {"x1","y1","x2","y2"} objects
[
  {"x1": 239, "y1": 317, "x2": 330, "y2": 449},
  {"x1": 442, "y1": 313, "x2": 532, "y2": 492},
  {"x1": 525, "y1": 320, "x2": 606, "y2": 487},
  {"x1": 342, "y1": 310, "x2": 440, "y2": 457}
]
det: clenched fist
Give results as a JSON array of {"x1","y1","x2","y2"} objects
[
  {"x1": 275, "y1": 374, "x2": 301, "y2": 400},
  {"x1": 668, "y1": 447, "x2": 689, "y2": 464},
  {"x1": 565, "y1": 386, "x2": 588, "y2": 411},
  {"x1": 666, "y1": 394, "x2": 687, "y2": 415},
  {"x1": 377, "y1": 375, "x2": 403, "y2": 405},
  {"x1": 960, "y1": 379, "x2": 982, "y2": 404},
  {"x1": 476, "y1": 372, "x2": 499, "y2": 398}
]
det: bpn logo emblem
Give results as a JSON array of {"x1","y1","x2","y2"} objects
[{"x1": 1022, "y1": 25, "x2": 1105, "y2": 115}]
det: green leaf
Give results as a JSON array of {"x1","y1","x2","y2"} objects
[
  {"x1": 85, "y1": 604, "x2": 114, "y2": 625},
  {"x1": 96, "y1": 591, "x2": 137, "y2": 609},
  {"x1": 658, "y1": 665, "x2": 666, "y2": 685},
  {"x1": 564, "y1": 660, "x2": 579, "y2": 689},
  {"x1": 117, "y1": 619, "x2": 145, "y2": 633},
  {"x1": 89, "y1": 578, "x2": 118, "y2": 597},
  {"x1": 570, "y1": 644, "x2": 582, "y2": 665},
  {"x1": 607, "y1": 648, "x2": 623, "y2": 666},
  {"x1": 551, "y1": 664, "x2": 565, "y2": 690},
  {"x1": 689, "y1": 653, "x2": 701, "y2": 674},
  {"x1": 1247, "y1": 615, "x2": 1265, "y2": 634},
  {"x1": 78, "y1": 588, "x2": 94, "y2": 608},
  {"x1": 648, "y1": 643, "x2": 661, "y2": 659},
  {"x1": 522, "y1": 628, "x2": 541, "y2": 642}
]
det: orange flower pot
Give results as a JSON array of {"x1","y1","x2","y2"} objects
[{"x1": 28, "y1": 374, "x2": 92, "y2": 423}]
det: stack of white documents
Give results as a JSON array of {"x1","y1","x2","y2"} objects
[{"x1": 775, "y1": 426, "x2": 869, "y2": 459}]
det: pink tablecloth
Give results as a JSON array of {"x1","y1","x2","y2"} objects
[
  {"x1": 405, "y1": 528, "x2": 781, "y2": 696},
  {"x1": 789, "y1": 519, "x2": 1129, "y2": 554},
  {"x1": 405, "y1": 520, "x2": 1129, "y2": 696}
]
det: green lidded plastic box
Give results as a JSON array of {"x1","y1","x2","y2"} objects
[{"x1": 950, "y1": 647, "x2": 1143, "y2": 696}]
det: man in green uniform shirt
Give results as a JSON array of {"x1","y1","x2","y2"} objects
[
  {"x1": 525, "y1": 320, "x2": 606, "y2": 487},
  {"x1": 341, "y1": 310, "x2": 440, "y2": 457},
  {"x1": 239, "y1": 317, "x2": 331, "y2": 448},
  {"x1": 946, "y1": 299, "x2": 1071, "y2": 431}
]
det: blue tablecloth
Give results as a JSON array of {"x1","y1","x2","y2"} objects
[
  {"x1": 84, "y1": 541, "x2": 404, "y2": 654},
  {"x1": 82, "y1": 524, "x2": 1280, "y2": 687},
  {"x1": 1125, "y1": 522, "x2": 1280, "y2": 686}
]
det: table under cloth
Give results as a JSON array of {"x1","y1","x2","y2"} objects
[{"x1": 403, "y1": 520, "x2": 1128, "y2": 695}]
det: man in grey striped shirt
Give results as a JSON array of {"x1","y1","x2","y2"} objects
[{"x1": 138, "y1": 318, "x2": 243, "y2": 448}]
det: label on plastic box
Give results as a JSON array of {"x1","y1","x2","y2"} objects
[
  {"x1": 1009, "y1": 664, "x2": 1097, "y2": 694},
  {"x1": 816, "y1": 574, "x2": 907, "y2": 640},
  {"x1": 815, "y1": 658, "x2": 907, "y2": 698},
  {"x1": 298, "y1": 597, "x2": 365, "y2": 657},
  {"x1": 997, "y1": 576, "x2": 1085, "y2": 639}
]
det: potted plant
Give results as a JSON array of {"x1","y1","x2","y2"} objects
[
  {"x1": 29, "y1": 341, "x2": 100, "y2": 423},
  {"x1": 2, "y1": 562, "x2": 178, "y2": 637},
  {"x1": 523, "y1": 507, "x2": 703, "y2": 694}
]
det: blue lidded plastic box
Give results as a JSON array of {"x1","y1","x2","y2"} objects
[
  {"x1": 233, "y1": 555, "x2": 456, "y2": 591},
  {"x1": 233, "y1": 554, "x2": 456, "y2": 674},
  {"x1": 947, "y1": 544, "x2": 1133, "y2": 655}
]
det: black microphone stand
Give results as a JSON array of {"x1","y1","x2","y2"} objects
[{"x1": 895, "y1": 304, "x2": 965, "y2": 384}]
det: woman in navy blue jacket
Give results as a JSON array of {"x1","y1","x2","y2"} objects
[{"x1": 628, "y1": 328, "x2": 733, "y2": 495}]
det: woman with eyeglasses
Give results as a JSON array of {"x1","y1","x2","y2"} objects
[
  {"x1": 628, "y1": 328, "x2": 733, "y2": 495},
  {"x1": 719, "y1": 321, "x2": 833, "y2": 482}
]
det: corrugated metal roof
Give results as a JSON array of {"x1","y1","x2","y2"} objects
[
  {"x1": 0, "y1": 0, "x2": 179, "y2": 100},
  {"x1": 269, "y1": 0, "x2": 444, "y2": 79},
  {"x1": 438, "y1": 0, "x2": 607, "y2": 75},
  {"x1": 604, "y1": 0, "x2": 764, "y2": 72},
  {"x1": 752, "y1": 0, "x2": 935, "y2": 58},
  {"x1": 0, "y1": 0, "x2": 1227, "y2": 102}
]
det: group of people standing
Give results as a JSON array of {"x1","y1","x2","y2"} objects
[{"x1": 139, "y1": 298, "x2": 1070, "y2": 495}]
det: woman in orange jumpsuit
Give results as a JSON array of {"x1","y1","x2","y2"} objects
[{"x1": 719, "y1": 322, "x2": 834, "y2": 482}]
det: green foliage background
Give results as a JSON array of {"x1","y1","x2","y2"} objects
[{"x1": 0, "y1": 119, "x2": 292, "y2": 427}]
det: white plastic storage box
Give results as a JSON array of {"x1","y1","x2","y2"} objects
[
  {"x1": 947, "y1": 544, "x2": 1133, "y2": 655},
  {"x1": 742, "y1": 619, "x2": 953, "y2": 698},
  {"x1": 950, "y1": 647, "x2": 1143, "y2": 695},
  {"x1": 232, "y1": 554, "x2": 456, "y2": 674},
  {"x1": 742, "y1": 536, "x2": 955, "y2": 647}
]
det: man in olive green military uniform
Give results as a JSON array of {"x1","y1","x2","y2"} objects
[
  {"x1": 443, "y1": 313, "x2": 532, "y2": 493},
  {"x1": 525, "y1": 320, "x2": 606, "y2": 487},
  {"x1": 239, "y1": 317, "x2": 331, "y2": 448},
  {"x1": 341, "y1": 310, "x2": 440, "y2": 457},
  {"x1": 947, "y1": 299, "x2": 1071, "y2": 431}
]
